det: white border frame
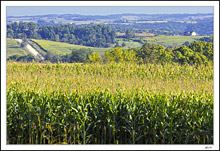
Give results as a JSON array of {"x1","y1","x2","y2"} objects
[{"x1": 1, "y1": 1, "x2": 219, "y2": 150}]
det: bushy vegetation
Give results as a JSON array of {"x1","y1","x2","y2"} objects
[
  {"x1": 7, "y1": 54, "x2": 35, "y2": 62},
  {"x1": 7, "y1": 62, "x2": 213, "y2": 144}
]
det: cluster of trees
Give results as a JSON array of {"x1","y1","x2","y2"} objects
[
  {"x1": 103, "y1": 48, "x2": 137, "y2": 63},
  {"x1": 173, "y1": 41, "x2": 213, "y2": 65},
  {"x1": 7, "y1": 54, "x2": 35, "y2": 62},
  {"x1": 101, "y1": 41, "x2": 213, "y2": 65},
  {"x1": 7, "y1": 22, "x2": 116, "y2": 47}
]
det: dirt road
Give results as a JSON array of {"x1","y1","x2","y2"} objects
[{"x1": 15, "y1": 39, "x2": 44, "y2": 60}]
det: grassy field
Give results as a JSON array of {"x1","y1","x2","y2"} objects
[
  {"x1": 7, "y1": 62, "x2": 213, "y2": 144},
  {"x1": 116, "y1": 38, "x2": 144, "y2": 48},
  {"x1": 115, "y1": 35, "x2": 210, "y2": 49},
  {"x1": 31, "y1": 39, "x2": 109, "y2": 55},
  {"x1": 6, "y1": 38, "x2": 28, "y2": 58},
  {"x1": 143, "y1": 35, "x2": 209, "y2": 48}
]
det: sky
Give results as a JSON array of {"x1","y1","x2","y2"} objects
[{"x1": 7, "y1": 6, "x2": 213, "y2": 16}]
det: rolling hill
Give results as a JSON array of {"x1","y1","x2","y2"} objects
[
  {"x1": 6, "y1": 38, "x2": 28, "y2": 58},
  {"x1": 30, "y1": 39, "x2": 110, "y2": 55}
]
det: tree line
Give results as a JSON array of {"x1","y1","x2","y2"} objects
[
  {"x1": 7, "y1": 22, "x2": 116, "y2": 47},
  {"x1": 8, "y1": 40, "x2": 213, "y2": 66},
  {"x1": 99, "y1": 41, "x2": 213, "y2": 65}
]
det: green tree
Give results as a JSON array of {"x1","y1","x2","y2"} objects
[
  {"x1": 123, "y1": 49, "x2": 137, "y2": 62},
  {"x1": 122, "y1": 42, "x2": 126, "y2": 47},
  {"x1": 125, "y1": 29, "x2": 134, "y2": 39},
  {"x1": 103, "y1": 51, "x2": 114, "y2": 63},
  {"x1": 20, "y1": 34, "x2": 28, "y2": 49},
  {"x1": 69, "y1": 48, "x2": 93, "y2": 63},
  {"x1": 89, "y1": 52, "x2": 101, "y2": 63},
  {"x1": 112, "y1": 47, "x2": 124, "y2": 62}
]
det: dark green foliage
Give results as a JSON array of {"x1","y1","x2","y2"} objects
[
  {"x1": 122, "y1": 42, "x2": 126, "y2": 47},
  {"x1": 20, "y1": 37, "x2": 28, "y2": 49},
  {"x1": 182, "y1": 41, "x2": 190, "y2": 46},
  {"x1": 69, "y1": 48, "x2": 93, "y2": 63},
  {"x1": 7, "y1": 22, "x2": 116, "y2": 48},
  {"x1": 7, "y1": 54, "x2": 35, "y2": 62},
  {"x1": 7, "y1": 22, "x2": 39, "y2": 39},
  {"x1": 44, "y1": 51, "x2": 59, "y2": 63},
  {"x1": 198, "y1": 36, "x2": 213, "y2": 43},
  {"x1": 125, "y1": 29, "x2": 135, "y2": 39}
]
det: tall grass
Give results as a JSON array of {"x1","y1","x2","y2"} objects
[{"x1": 6, "y1": 62, "x2": 213, "y2": 144}]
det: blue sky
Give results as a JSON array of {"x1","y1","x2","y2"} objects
[{"x1": 7, "y1": 6, "x2": 213, "y2": 16}]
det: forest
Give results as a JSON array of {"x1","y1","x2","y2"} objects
[{"x1": 7, "y1": 22, "x2": 116, "y2": 47}]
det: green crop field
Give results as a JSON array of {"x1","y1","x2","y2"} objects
[
  {"x1": 7, "y1": 62, "x2": 213, "y2": 144},
  {"x1": 143, "y1": 35, "x2": 210, "y2": 48},
  {"x1": 6, "y1": 38, "x2": 28, "y2": 58},
  {"x1": 31, "y1": 39, "x2": 109, "y2": 55}
]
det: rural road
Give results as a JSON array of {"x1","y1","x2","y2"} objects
[{"x1": 15, "y1": 39, "x2": 44, "y2": 60}]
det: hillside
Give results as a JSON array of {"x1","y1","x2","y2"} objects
[
  {"x1": 6, "y1": 38, "x2": 28, "y2": 57},
  {"x1": 143, "y1": 35, "x2": 210, "y2": 48},
  {"x1": 30, "y1": 39, "x2": 109, "y2": 55}
]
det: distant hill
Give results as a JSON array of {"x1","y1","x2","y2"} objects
[
  {"x1": 7, "y1": 13, "x2": 213, "y2": 25},
  {"x1": 7, "y1": 13, "x2": 213, "y2": 36}
]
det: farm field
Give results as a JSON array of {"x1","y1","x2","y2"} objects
[
  {"x1": 115, "y1": 35, "x2": 210, "y2": 49},
  {"x1": 6, "y1": 38, "x2": 28, "y2": 58},
  {"x1": 115, "y1": 38, "x2": 144, "y2": 48},
  {"x1": 143, "y1": 35, "x2": 210, "y2": 48},
  {"x1": 7, "y1": 62, "x2": 213, "y2": 144},
  {"x1": 30, "y1": 39, "x2": 109, "y2": 55}
]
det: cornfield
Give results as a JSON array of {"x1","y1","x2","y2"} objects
[{"x1": 7, "y1": 61, "x2": 213, "y2": 144}]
